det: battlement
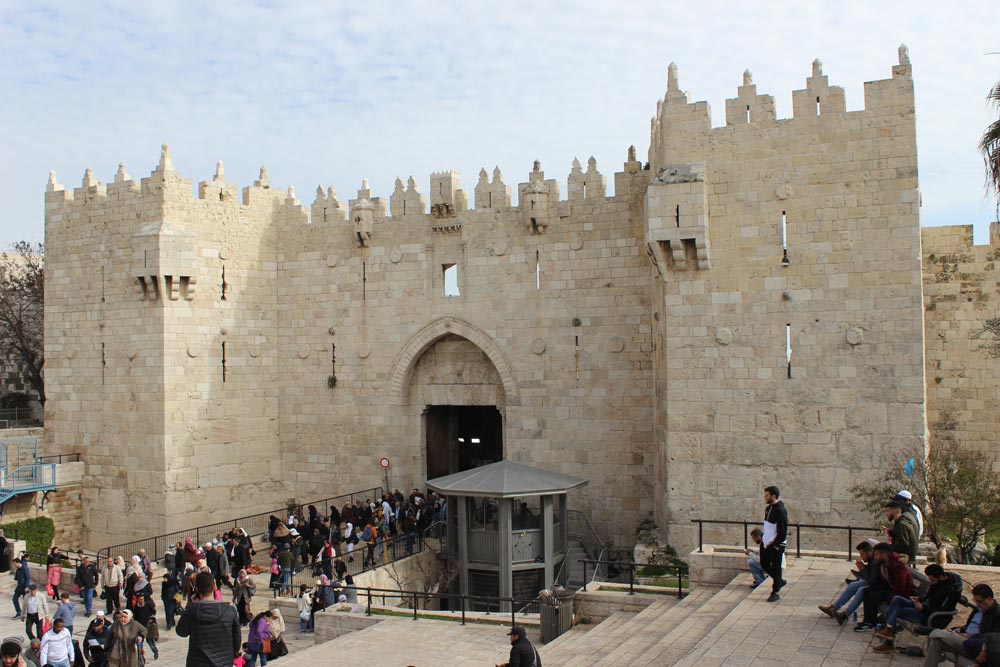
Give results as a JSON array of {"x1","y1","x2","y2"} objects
[
  {"x1": 45, "y1": 146, "x2": 638, "y2": 239},
  {"x1": 650, "y1": 47, "x2": 915, "y2": 171}
]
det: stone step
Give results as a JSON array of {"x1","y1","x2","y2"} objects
[
  {"x1": 627, "y1": 577, "x2": 752, "y2": 667},
  {"x1": 593, "y1": 586, "x2": 720, "y2": 667},
  {"x1": 538, "y1": 610, "x2": 637, "y2": 663},
  {"x1": 670, "y1": 559, "x2": 818, "y2": 667}
]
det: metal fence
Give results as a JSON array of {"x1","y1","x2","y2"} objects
[
  {"x1": 0, "y1": 408, "x2": 40, "y2": 429},
  {"x1": 691, "y1": 518, "x2": 884, "y2": 560},
  {"x1": 99, "y1": 486, "x2": 383, "y2": 564}
]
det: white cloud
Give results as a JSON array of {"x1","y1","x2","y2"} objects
[{"x1": 0, "y1": 0, "x2": 997, "y2": 246}]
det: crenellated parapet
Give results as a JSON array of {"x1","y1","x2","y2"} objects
[
  {"x1": 649, "y1": 48, "x2": 915, "y2": 173},
  {"x1": 390, "y1": 176, "x2": 428, "y2": 218},
  {"x1": 567, "y1": 157, "x2": 606, "y2": 201},
  {"x1": 474, "y1": 167, "x2": 512, "y2": 210}
]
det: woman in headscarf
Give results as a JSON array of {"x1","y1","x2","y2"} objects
[
  {"x1": 123, "y1": 556, "x2": 141, "y2": 606},
  {"x1": 266, "y1": 607, "x2": 286, "y2": 659},
  {"x1": 46, "y1": 547, "x2": 63, "y2": 599},
  {"x1": 342, "y1": 522, "x2": 355, "y2": 563},
  {"x1": 106, "y1": 608, "x2": 146, "y2": 667},
  {"x1": 232, "y1": 569, "x2": 256, "y2": 626},
  {"x1": 127, "y1": 571, "x2": 152, "y2": 610}
]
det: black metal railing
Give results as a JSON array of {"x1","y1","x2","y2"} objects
[
  {"x1": 578, "y1": 558, "x2": 686, "y2": 598},
  {"x1": 272, "y1": 528, "x2": 431, "y2": 596},
  {"x1": 348, "y1": 585, "x2": 540, "y2": 628},
  {"x1": 691, "y1": 519, "x2": 883, "y2": 560},
  {"x1": 38, "y1": 453, "x2": 81, "y2": 464},
  {"x1": 99, "y1": 486, "x2": 382, "y2": 564},
  {"x1": 22, "y1": 547, "x2": 102, "y2": 567}
]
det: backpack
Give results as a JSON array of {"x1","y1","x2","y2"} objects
[{"x1": 361, "y1": 526, "x2": 373, "y2": 542}]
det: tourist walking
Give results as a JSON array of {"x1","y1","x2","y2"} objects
[
  {"x1": 46, "y1": 548, "x2": 64, "y2": 600},
  {"x1": 76, "y1": 556, "x2": 98, "y2": 617},
  {"x1": 21, "y1": 584, "x2": 49, "y2": 640},
  {"x1": 105, "y1": 609, "x2": 145, "y2": 667},
  {"x1": 176, "y1": 571, "x2": 241, "y2": 667},
  {"x1": 232, "y1": 569, "x2": 256, "y2": 626},
  {"x1": 12, "y1": 558, "x2": 29, "y2": 619},
  {"x1": 761, "y1": 485, "x2": 788, "y2": 603},
  {"x1": 39, "y1": 617, "x2": 74, "y2": 667},
  {"x1": 101, "y1": 557, "x2": 123, "y2": 613}
]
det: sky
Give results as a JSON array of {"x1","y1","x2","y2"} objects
[{"x1": 0, "y1": 1, "x2": 997, "y2": 249}]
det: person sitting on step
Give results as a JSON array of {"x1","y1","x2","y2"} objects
[{"x1": 818, "y1": 541, "x2": 878, "y2": 624}]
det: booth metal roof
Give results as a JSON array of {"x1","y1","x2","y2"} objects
[{"x1": 425, "y1": 460, "x2": 589, "y2": 498}]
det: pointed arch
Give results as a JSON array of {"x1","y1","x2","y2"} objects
[{"x1": 388, "y1": 317, "x2": 520, "y2": 406}]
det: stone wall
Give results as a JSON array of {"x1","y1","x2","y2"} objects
[
  {"x1": 922, "y1": 222, "x2": 1000, "y2": 471},
  {"x1": 43, "y1": 49, "x2": 941, "y2": 555},
  {"x1": 648, "y1": 54, "x2": 926, "y2": 549}
]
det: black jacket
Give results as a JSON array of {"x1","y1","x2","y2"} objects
[
  {"x1": 76, "y1": 563, "x2": 98, "y2": 589},
  {"x1": 176, "y1": 600, "x2": 241, "y2": 667},
  {"x1": 963, "y1": 601, "x2": 1000, "y2": 636},
  {"x1": 508, "y1": 636, "x2": 540, "y2": 667},
  {"x1": 763, "y1": 500, "x2": 788, "y2": 548},
  {"x1": 921, "y1": 573, "x2": 964, "y2": 628}
]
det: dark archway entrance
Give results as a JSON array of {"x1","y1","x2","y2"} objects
[{"x1": 425, "y1": 406, "x2": 503, "y2": 479}]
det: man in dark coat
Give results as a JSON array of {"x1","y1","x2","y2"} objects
[
  {"x1": 176, "y1": 572, "x2": 240, "y2": 667},
  {"x1": 496, "y1": 626, "x2": 540, "y2": 667}
]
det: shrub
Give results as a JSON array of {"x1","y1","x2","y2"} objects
[{"x1": 0, "y1": 517, "x2": 55, "y2": 557}]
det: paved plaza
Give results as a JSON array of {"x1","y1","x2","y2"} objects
[{"x1": 0, "y1": 557, "x2": 980, "y2": 666}]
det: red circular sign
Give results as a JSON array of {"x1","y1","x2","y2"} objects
[{"x1": 379, "y1": 457, "x2": 390, "y2": 469}]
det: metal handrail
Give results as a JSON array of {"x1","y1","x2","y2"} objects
[
  {"x1": 351, "y1": 585, "x2": 541, "y2": 628},
  {"x1": 578, "y1": 558, "x2": 686, "y2": 598},
  {"x1": 272, "y1": 528, "x2": 429, "y2": 597},
  {"x1": 691, "y1": 518, "x2": 884, "y2": 560},
  {"x1": 567, "y1": 510, "x2": 606, "y2": 582},
  {"x1": 99, "y1": 486, "x2": 383, "y2": 564}
]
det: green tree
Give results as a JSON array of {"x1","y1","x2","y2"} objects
[
  {"x1": 982, "y1": 76, "x2": 1000, "y2": 212},
  {"x1": 0, "y1": 242, "x2": 44, "y2": 404},
  {"x1": 851, "y1": 445, "x2": 1000, "y2": 563}
]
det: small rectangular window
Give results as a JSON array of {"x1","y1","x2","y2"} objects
[
  {"x1": 785, "y1": 324, "x2": 792, "y2": 379},
  {"x1": 443, "y1": 264, "x2": 460, "y2": 297}
]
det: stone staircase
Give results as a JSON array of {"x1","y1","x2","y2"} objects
[{"x1": 539, "y1": 578, "x2": 751, "y2": 667}]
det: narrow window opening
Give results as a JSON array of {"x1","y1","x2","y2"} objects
[
  {"x1": 222, "y1": 342, "x2": 227, "y2": 383},
  {"x1": 331, "y1": 344, "x2": 336, "y2": 377},
  {"x1": 219, "y1": 191, "x2": 224, "y2": 202},
  {"x1": 443, "y1": 264, "x2": 460, "y2": 297},
  {"x1": 675, "y1": 204, "x2": 680, "y2": 228},
  {"x1": 362, "y1": 261, "x2": 366, "y2": 300},
  {"x1": 574, "y1": 335, "x2": 580, "y2": 384},
  {"x1": 221, "y1": 265, "x2": 227, "y2": 300},
  {"x1": 402, "y1": 200, "x2": 406, "y2": 216},
  {"x1": 816, "y1": 96, "x2": 821, "y2": 116},
  {"x1": 101, "y1": 343, "x2": 106, "y2": 385},
  {"x1": 100, "y1": 266, "x2": 105, "y2": 303},
  {"x1": 582, "y1": 182, "x2": 587, "y2": 199},
  {"x1": 535, "y1": 250, "x2": 540, "y2": 292},
  {"x1": 785, "y1": 324, "x2": 792, "y2": 379},
  {"x1": 746, "y1": 105, "x2": 750, "y2": 123},
  {"x1": 780, "y1": 211, "x2": 790, "y2": 266},
  {"x1": 488, "y1": 191, "x2": 492, "y2": 208}
]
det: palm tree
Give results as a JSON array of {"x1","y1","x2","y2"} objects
[{"x1": 982, "y1": 77, "x2": 1000, "y2": 213}]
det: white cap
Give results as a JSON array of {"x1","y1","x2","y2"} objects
[{"x1": 897, "y1": 490, "x2": 912, "y2": 500}]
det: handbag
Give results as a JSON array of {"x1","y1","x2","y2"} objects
[
  {"x1": 45, "y1": 584, "x2": 54, "y2": 596},
  {"x1": 100, "y1": 590, "x2": 107, "y2": 600},
  {"x1": 261, "y1": 638, "x2": 271, "y2": 654},
  {"x1": 42, "y1": 618, "x2": 51, "y2": 635},
  {"x1": 73, "y1": 584, "x2": 81, "y2": 594},
  {"x1": 272, "y1": 638, "x2": 288, "y2": 657},
  {"x1": 299, "y1": 609, "x2": 311, "y2": 622},
  {"x1": 146, "y1": 617, "x2": 159, "y2": 641}
]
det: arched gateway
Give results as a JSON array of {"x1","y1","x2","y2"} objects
[{"x1": 388, "y1": 318, "x2": 520, "y2": 480}]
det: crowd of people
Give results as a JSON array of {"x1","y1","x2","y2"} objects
[
  {"x1": 745, "y1": 486, "x2": 999, "y2": 665},
  {"x1": 0, "y1": 488, "x2": 447, "y2": 667}
]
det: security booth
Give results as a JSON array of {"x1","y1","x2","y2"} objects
[{"x1": 426, "y1": 459, "x2": 588, "y2": 612}]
